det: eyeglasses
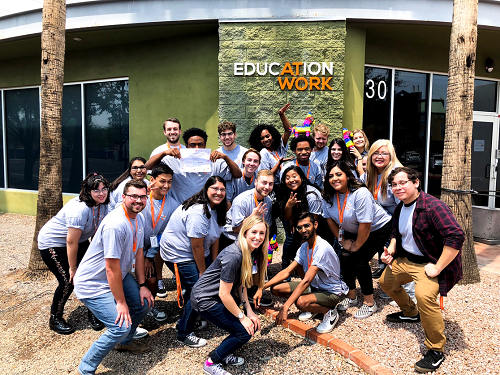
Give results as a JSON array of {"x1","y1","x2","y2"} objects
[
  {"x1": 131, "y1": 166, "x2": 147, "y2": 171},
  {"x1": 373, "y1": 152, "x2": 390, "y2": 157},
  {"x1": 92, "y1": 187, "x2": 109, "y2": 195},
  {"x1": 390, "y1": 180, "x2": 410, "y2": 189},
  {"x1": 296, "y1": 223, "x2": 313, "y2": 231},
  {"x1": 125, "y1": 194, "x2": 148, "y2": 201},
  {"x1": 209, "y1": 186, "x2": 226, "y2": 193},
  {"x1": 220, "y1": 132, "x2": 234, "y2": 138}
]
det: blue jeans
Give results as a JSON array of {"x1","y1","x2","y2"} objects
[
  {"x1": 165, "y1": 257, "x2": 211, "y2": 339},
  {"x1": 197, "y1": 302, "x2": 251, "y2": 364},
  {"x1": 78, "y1": 273, "x2": 150, "y2": 375}
]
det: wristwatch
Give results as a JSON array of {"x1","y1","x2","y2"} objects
[
  {"x1": 138, "y1": 282, "x2": 147, "y2": 288},
  {"x1": 237, "y1": 311, "x2": 244, "y2": 320}
]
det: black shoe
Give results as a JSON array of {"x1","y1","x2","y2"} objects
[
  {"x1": 386, "y1": 311, "x2": 420, "y2": 323},
  {"x1": 49, "y1": 314, "x2": 75, "y2": 335},
  {"x1": 414, "y1": 350, "x2": 445, "y2": 373},
  {"x1": 88, "y1": 309, "x2": 105, "y2": 331},
  {"x1": 259, "y1": 297, "x2": 273, "y2": 307},
  {"x1": 371, "y1": 268, "x2": 385, "y2": 279}
]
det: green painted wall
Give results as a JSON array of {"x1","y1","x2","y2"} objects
[
  {"x1": 218, "y1": 21, "x2": 346, "y2": 143},
  {"x1": 343, "y1": 25, "x2": 366, "y2": 131},
  {"x1": 0, "y1": 26, "x2": 219, "y2": 214}
]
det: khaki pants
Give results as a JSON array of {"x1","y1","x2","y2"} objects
[{"x1": 379, "y1": 257, "x2": 445, "y2": 352}]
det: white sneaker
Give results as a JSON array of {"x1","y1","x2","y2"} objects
[
  {"x1": 223, "y1": 354, "x2": 244, "y2": 366},
  {"x1": 337, "y1": 296, "x2": 358, "y2": 311},
  {"x1": 147, "y1": 306, "x2": 168, "y2": 322},
  {"x1": 298, "y1": 311, "x2": 317, "y2": 321},
  {"x1": 316, "y1": 309, "x2": 339, "y2": 333},
  {"x1": 354, "y1": 303, "x2": 378, "y2": 319},
  {"x1": 389, "y1": 296, "x2": 417, "y2": 308},
  {"x1": 133, "y1": 326, "x2": 149, "y2": 340}
]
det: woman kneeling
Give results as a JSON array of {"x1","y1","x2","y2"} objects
[{"x1": 180, "y1": 215, "x2": 269, "y2": 375}]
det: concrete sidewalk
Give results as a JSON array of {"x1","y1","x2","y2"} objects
[{"x1": 474, "y1": 241, "x2": 500, "y2": 274}]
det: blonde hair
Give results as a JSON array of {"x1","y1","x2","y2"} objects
[
  {"x1": 256, "y1": 169, "x2": 274, "y2": 180},
  {"x1": 312, "y1": 123, "x2": 330, "y2": 138},
  {"x1": 352, "y1": 129, "x2": 370, "y2": 152},
  {"x1": 366, "y1": 139, "x2": 402, "y2": 201},
  {"x1": 237, "y1": 215, "x2": 269, "y2": 289}
]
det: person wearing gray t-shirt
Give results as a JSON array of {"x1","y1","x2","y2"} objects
[
  {"x1": 109, "y1": 157, "x2": 150, "y2": 211},
  {"x1": 322, "y1": 162, "x2": 392, "y2": 320},
  {"x1": 38, "y1": 173, "x2": 110, "y2": 335},
  {"x1": 160, "y1": 176, "x2": 228, "y2": 342},
  {"x1": 216, "y1": 121, "x2": 248, "y2": 168},
  {"x1": 226, "y1": 149, "x2": 261, "y2": 202},
  {"x1": 74, "y1": 179, "x2": 154, "y2": 375}
]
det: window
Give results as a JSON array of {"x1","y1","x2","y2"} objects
[
  {"x1": 474, "y1": 79, "x2": 497, "y2": 112},
  {"x1": 363, "y1": 67, "x2": 392, "y2": 143},
  {"x1": 0, "y1": 79, "x2": 129, "y2": 192},
  {"x1": 85, "y1": 80, "x2": 129, "y2": 183},
  {"x1": 5, "y1": 88, "x2": 40, "y2": 190}
]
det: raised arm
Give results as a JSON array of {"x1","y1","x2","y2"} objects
[{"x1": 278, "y1": 103, "x2": 292, "y2": 146}]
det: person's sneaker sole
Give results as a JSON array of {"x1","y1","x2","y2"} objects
[{"x1": 156, "y1": 290, "x2": 168, "y2": 298}]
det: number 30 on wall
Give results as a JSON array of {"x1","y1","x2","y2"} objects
[{"x1": 365, "y1": 79, "x2": 387, "y2": 100}]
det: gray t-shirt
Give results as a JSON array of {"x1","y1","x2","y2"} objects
[
  {"x1": 109, "y1": 177, "x2": 150, "y2": 211},
  {"x1": 322, "y1": 187, "x2": 391, "y2": 233},
  {"x1": 160, "y1": 204, "x2": 222, "y2": 263},
  {"x1": 216, "y1": 144, "x2": 248, "y2": 168},
  {"x1": 38, "y1": 197, "x2": 108, "y2": 249},
  {"x1": 190, "y1": 243, "x2": 243, "y2": 312},
  {"x1": 142, "y1": 194, "x2": 177, "y2": 258},
  {"x1": 150, "y1": 143, "x2": 185, "y2": 158},
  {"x1": 226, "y1": 169, "x2": 257, "y2": 202},
  {"x1": 223, "y1": 189, "x2": 273, "y2": 241},
  {"x1": 304, "y1": 185, "x2": 323, "y2": 216},
  {"x1": 74, "y1": 207, "x2": 145, "y2": 300},
  {"x1": 281, "y1": 159, "x2": 323, "y2": 189},
  {"x1": 359, "y1": 171, "x2": 400, "y2": 215},
  {"x1": 398, "y1": 201, "x2": 423, "y2": 256},
  {"x1": 259, "y1": 138, "x2": 288, "y2": 185},
  {"x1": 310, "y1": 146, "x2": 329, "y2": 177},
  {"x1": 294, "y1": 236, "x2": 348, "y2": 295},
  {"x1": 161, "y1": 155, "x2": 231, "y2": 204}
]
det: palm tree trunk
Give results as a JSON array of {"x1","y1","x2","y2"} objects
[
  {"x1": 441, "y1": 0, "x2": 480, "y2": 284},
  {"x1": 28, "y1": 0, "x2": 66, "y2": 275}
]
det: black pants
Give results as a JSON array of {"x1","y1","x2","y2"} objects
[
  {"x1": 39, "y1": 241, "x2": 90, "y2": 316},
  {"x1": 340, "y1": 220, "x2": 392, "y2": 296}
]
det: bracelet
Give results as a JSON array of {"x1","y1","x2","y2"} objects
[
  {"x1": 138, "y1": 282, "x2": 147, "y2": 288},
  {"x1": 70, "y1": 266, "x2": 77, "y2": 270}
]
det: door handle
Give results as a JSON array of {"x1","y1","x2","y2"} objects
[{"x1": 486, "y1": 164, "x2": 490, "y2": 178}]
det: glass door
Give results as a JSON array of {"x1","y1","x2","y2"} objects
[{"x1": 471, "y1": 114, "x2": 499, "y2": 208}]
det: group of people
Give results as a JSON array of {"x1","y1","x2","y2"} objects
[{"x1": 38, "y1": 105, "x2": 465, "y2": 375}]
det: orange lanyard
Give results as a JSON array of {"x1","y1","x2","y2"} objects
[
  {"x1": 296, "y1": 160, "x2": 310, "y2": 179},
  {"x1": 92, "y1": 205, "x2": 101, "y2": 234},
  {"x1": 374, "y1": 177, "x2": 383, "y2": 200},
  {"x1": 167, "y1": 143, "x2": 183, "y2": 150},
  {"x1": 307, "y1": 237, "x2": 317, "y2": 268},
  {"x1": 150, "y1": 194, "x2": 166, "y2": 229},
  {"x1": 122, "y1": 204, "x2": 138, "y2": 270},
  {"x1": 253, "y1": 191, "x2": 261, "y2": 207},
  {"x1": 244, "y1": 173, "x2": 255, "y2": 186},
  {"x1": 336, "y1": 191, "x2": 349, "y2": 227}
]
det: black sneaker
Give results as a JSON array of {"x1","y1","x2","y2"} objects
[
  {"x1": 371, "y1": 267, "x2": 385, "y2": 279},
  {"x1": 414, "y1": 350, "x2": 445, "y2": 373},
  {"x1": 259, "y1": 297, "x2": 273, "y2": 307},
  {"x1": 386, "y1": 311, "x2": 420, "y2": 323},
  {"x1": 177, "y1": 332, "x2": 207, "y2": 348},
  {"x1": 157, "y1": 279, "x2": 167, "y2": 298}
]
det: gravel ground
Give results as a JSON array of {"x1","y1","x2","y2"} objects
[{"x1": 1, "y1": 212, "x2": 499, "y2": 375}]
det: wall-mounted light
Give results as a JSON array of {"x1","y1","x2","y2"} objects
[
  {"x1": 73, "y1": 37, "x2": 82, "y2": 42},
  {"x1": 486, "y1": 57, "x2": 495, "y2": 73}
]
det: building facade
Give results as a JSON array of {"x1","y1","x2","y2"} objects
[{"x1": 1, "y1": 0, "x2": 500, "y2": 216}]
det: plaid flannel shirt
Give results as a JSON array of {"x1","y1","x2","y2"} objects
[{"x1": 391, "y1": 192, "x2": 465, "y2": 296}]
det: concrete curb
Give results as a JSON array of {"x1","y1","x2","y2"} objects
[{"x1": 259, "y1": 307, "x2": 395, "y2": 375}]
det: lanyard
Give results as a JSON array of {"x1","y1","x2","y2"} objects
[
  {"x1": 307, "y1": 237, "x2": 317, "y2": 268},
  {"x1": 253, "y1": 191, "x2": 261, "y2": 207},
  {"x1": 336, "y1": 191, "x2": 349, "y2": 227},
  {"x1": 374, "y1": 176, "x2": 383, "y2": 200},
  {"x1": 244, "y1": 173, "x2": 254, "y2": 186},
  {"x1": 296, "y1": 160, "x2": 310, "y2": 179},
  {"x1": 150, "y1": 194, "x2": 166, "y2": 229},
  {"x1": 167, "y1": 143, "x2": 183, "y2": 150},
  {"x1": 122, "y1": 204, "x2": 138, "y2": 270},
  {"x1": 92, "y1": 205, "x2": 101, "y2": 234}
]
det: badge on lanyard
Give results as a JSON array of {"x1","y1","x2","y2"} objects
[
  {"x1": 338, "y1": 227, "x2": 344, "y2": 242},
  {"x1": 150, "y1": 236, "x2": 159, "y2": 248}
]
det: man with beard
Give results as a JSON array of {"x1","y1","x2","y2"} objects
[
  {"x1": 216, "y1": 121, "x2": 248, "y2": 168},
  {"x1": 150, "y1": 117, "x2": 184, "y2": 158},
  {"x1": 74, "y1": 180, "x2": 154, "y2": 375},
  {"x1": 254, "y1": 212, "x2": 348, "y2": 334}
]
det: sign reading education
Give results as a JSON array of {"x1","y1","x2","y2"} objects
[{"x1": 233, "y1": 62, "x2": 334, "y2": 91}]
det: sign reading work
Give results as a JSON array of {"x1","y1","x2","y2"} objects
[{"x1": 233, "y1": 62, "x2": 334, "y2": 91}]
